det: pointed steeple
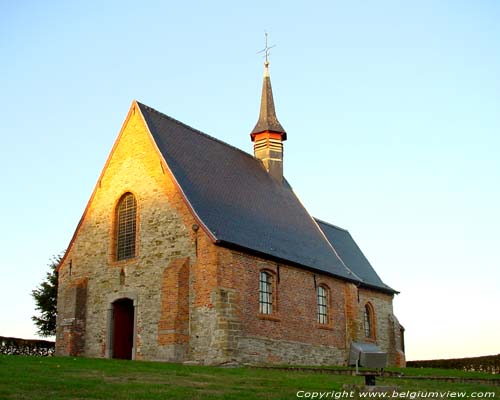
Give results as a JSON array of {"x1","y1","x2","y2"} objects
[
  {"x1": 250, "y1": 61, "x2": 287, "y2": 141},
  {"x1": 250, "y1": 52, "x2": 287, "y2": 182}
]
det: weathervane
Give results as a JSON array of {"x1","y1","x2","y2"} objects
[{"x1": 257, "y1": 32, "x2": 276, "y2": 65}]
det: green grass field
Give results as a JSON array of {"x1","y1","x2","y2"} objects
[{"x1": 0, "y1": 356, "x2": 498, "y2": 399}]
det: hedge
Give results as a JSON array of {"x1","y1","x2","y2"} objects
[
  {"x1": 407, "y1": 354, "x2": 499, "y2": 374},
  {"x1": 0, "y1": 336, "x2": 55, "y2": 356}
]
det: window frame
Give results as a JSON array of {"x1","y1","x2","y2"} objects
[
  {"x1": 259, "y1": 270, "x2": 273, "y2": 315},
  {"x1": 316, "y1": 285, "x2": 329, "y2": 325},
  {"x1": 363, "y1": 302, "x2": 376, "y2": 339},
  {"x1": 114, "y1": 192, "x2": 138, "y2": 262}
]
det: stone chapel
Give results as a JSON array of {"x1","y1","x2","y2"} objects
[{"x1": 55, "y1": 59, "x2": 406, "y2": 367}]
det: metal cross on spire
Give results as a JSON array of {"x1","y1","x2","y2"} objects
[{"x1": 257, "y1": 32, "x2": 276, "y2": 65}]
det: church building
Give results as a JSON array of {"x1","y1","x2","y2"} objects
[{"x1": 55, "y1": 59, "x2": 406, "y2": 367}]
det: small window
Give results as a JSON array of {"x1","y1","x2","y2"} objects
[
  {"x1": 259, "y1": 271, "x2": 273, "y2": 314},
  {"x1": 364, "y1": 303, "x2": 375, "y2": 338},
  {"x1": 400, "y1": 326, "x2": 405, "y2": 353},
  {"x1": 317, "y1": 286, "x2": 329, "y2": 324},
  {"x1": 115, "y1": 193, "x2": 137, "y2": 261}
]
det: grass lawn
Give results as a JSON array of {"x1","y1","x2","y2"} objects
[{"x1": 0, "y1": 356, "x2": 498, "y2": 399}]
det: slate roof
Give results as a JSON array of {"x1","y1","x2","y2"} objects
[
  {"x1": 137, "y1": 102, "x2": 396, "y2": 294},
  {"x1": 315, "y1": 219, "x2": 396, "y2": 293}
]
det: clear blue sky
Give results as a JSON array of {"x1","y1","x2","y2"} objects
[{"x1": 1, "y1": 1, "x2": 498, "y2": 361}]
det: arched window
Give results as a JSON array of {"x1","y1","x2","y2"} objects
[
  {"x1": 115, "y1": 193, "x2": 137, "y2": 261},
  {"x1": 364, "y1": 303, "x2": 375, "y2": 339},
  {"x1": 259, "y1": 271, "x2": 273, "y2": 314},
  {"x1": 317, "y1": 285, "x2": 329, "y2": 324}
]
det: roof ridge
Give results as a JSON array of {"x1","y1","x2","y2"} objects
[
  {"x1": 137, "y1": 101, "x2": 259, "y2": 163},
  {"x1": 314, "y1": 217, "x2": 349, "y2": 232}
]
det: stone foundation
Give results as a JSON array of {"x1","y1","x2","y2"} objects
[{"x1": 236, "y1": 336, "x2": 346, "y2": 366}]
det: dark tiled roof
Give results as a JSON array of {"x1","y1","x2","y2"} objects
[
  {"x1": 315, "y1": 219, "x2": 396, "y2": 293},
  {"x1": 138, "y1": 102, "x2": 356, "y2": 282},
  {"x1": 137, "y1": 102, "x2": 396, "y2": 293}
]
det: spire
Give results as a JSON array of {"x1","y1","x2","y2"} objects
[
  {"x1": 250, "y1": 34, "x2": 287, "y2": 182},
  {"x1": 250, "y1": 61, "x2": 287, "y2": 141}
]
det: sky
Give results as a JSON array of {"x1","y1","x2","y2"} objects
[{"x1": 0, "y1": 0, "x2": 499, "y2": 362}]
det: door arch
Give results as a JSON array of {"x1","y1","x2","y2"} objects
[{"x1": 112, "y1": 298, "x2": 135, "y2": 359}]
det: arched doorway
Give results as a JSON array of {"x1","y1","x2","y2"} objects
[{"x1": 112, "y1": 298, "x2": 134, "y2": 359}]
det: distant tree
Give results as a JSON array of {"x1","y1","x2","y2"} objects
[{"x1": 31, "y1": 254, "x2": 62, "y2": 337}]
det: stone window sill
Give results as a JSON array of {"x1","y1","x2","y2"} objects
[
  {"x1": 110, "y1": 257, "x2": 138, "y2": 267},
  {"x1": 316, "y1": 323, "x2": 334, "y2": 330},
  {"x1": 258, "y1": 314, "x2": 280, "y2": 322}
]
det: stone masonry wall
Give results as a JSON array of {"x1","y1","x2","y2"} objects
[
  {"x1": 357, "y1": 288, "x2": 405, "y2": 367},
  {"x1": 188, "y1": 232, "x2": 239, "y2": 364},
  {"x1": 56, "y1": 102, "x2": 219, "y2": 362},
  {"x1": 55, "y1": 278, "x2": 87, "y2": 356}
]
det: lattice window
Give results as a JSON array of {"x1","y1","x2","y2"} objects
[
  {"x1": 317, "y1": 286, "x2": 328, "y2": 324},
  {"x1": 259, "y1": 271, "x2": 273, "y2": 314},
  {"x1": 364, "y1": 303, "x2": 374, "y2": 338},
  {"x1": 115, "y1": 193, "x2": 137, "y2": 261}
]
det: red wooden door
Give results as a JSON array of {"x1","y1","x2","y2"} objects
[{"x1": 112, "y1": 299, "x2": 134, "y2": 359}]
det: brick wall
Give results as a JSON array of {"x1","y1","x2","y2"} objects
[
  {"x1": 157, "y1": 257, "x2": 190, "y2": 359},
  {"x1": 213, "y1": 247, "x2": 403, "y2": 366}
]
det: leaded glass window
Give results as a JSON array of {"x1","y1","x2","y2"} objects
[
  {"x1": 317, "y1": 286, "x2": 328, "y2": 324},
  {"x1": 259, "y1": 271, "x2": 273, "y2": 314},
  {"x1": 364, "y1": 304, "x2": 374, "y2": 338},
  {"x1": 116, "y1": 193, "x2": 137, "y2": 261}
]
